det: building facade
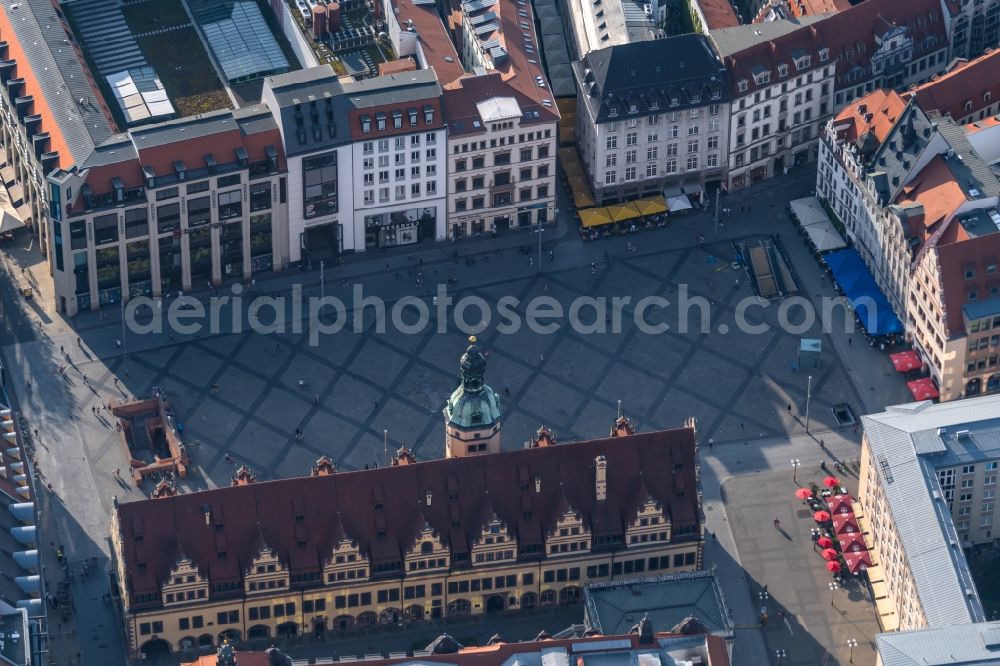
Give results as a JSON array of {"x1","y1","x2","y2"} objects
[
  {"x1": 46, "y1": 108, "x2": 288, "y2": 316},
  {"x1": 948, "y1": 0, "x2": 1000, "y2": 61},
  {"x1": 857, "y1": 397, "x2": 1000, "y2": 635},
  {"x1": 263, "y1": 67, "x2": 447, "y2": 261},
  {"x1": 714, "y1": 23, "x2": 836, "y2": 190},
  {"x1": 110, "y1": 344, "x2": 704, "y2": 658},
  {"x1": 444, "y1": 77, "x2": 557, "y2": 236},
  {"x1": 572, "y1": 35, "x2": 731, "y2": 206}
]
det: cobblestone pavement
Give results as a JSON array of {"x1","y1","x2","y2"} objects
[{"x1": 0, "y1": 170, "x2": 913, "y2": 665}]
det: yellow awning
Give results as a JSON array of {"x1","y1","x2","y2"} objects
[
  {"x1": 606, "y1": 202, "x2": 640, "y2": 222},
  {"x1": 579, "y1": 208, "x2": 613, "y2": 228},
  {"x1": 633, "y1": 196, "x2": 668, "y2": 216},
  {"x1": 874, "y1": 594, "x2": 900, "y2": 632},
  {"x1": 561, "y1": 159, "x2": 583, "y2": 178},
  {"x1": 569, "y1": 175, "x2": 595, "y2": 208},
  {"x1": 558, "y1": 147, "x2": 579, "y2": 163},
  {"x1": 871, "y1": 580, "x2": 888, "y2": 600}
]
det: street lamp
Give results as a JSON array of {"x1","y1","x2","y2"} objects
[
  {"x1": 805, "y1": 375, "x2": 813, "y2": 433},
  {"x1": 775, "y1": 649, "x2": 787, "y2": 663},
  {"x1": 847, "y1": 638, "x2": 858, "y2": 663},
  {"x1": 791, "y1": 458, "x2": 801, "y2": 484},
  {"x1": 829, "y1": 581, "x2": 839, "y2": 607}
]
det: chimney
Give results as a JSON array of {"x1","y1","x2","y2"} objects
[{"x1": 595, "y1": 456, "x2": 607, "y2": 501}]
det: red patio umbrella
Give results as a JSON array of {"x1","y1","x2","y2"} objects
[
  {"x1": 890, "y1": 350, "x2": 921, "y2": 372},
  {"x1": 821, "y1": 548, "x2": 839, "y2": 561},
  {"x1": 907, "y1": 377, "x2": 940, "y2": 401},
  {"x1": 817, "y1": 536, "x2": 834, "y2": 549},
  {"x1": 795, "y1": 488, "x2": 813, "y2": 500},
  {"x1": 814, "y1": 510, "x2": 831, "y2": 522},
  {"x1": 823, "y1": 476, "x2": 840, "y2": 488},
  {"x1": 827, "y1": 494, "x2": 854, "y2": 515},
  {"x1": 826, "y1": 561, "x2": 842, "y2": 573},
  {"x1": 844, "y1": 549, "x2": 873, "y2": 574}
]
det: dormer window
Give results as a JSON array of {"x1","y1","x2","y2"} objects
[
  {"x1": 409, "y1": 108, "x2": 418, "y2": 125},
  {"x1": 393, "y1": 111, "x2": 402, "y2": 129},
  {"x1": 361, "y1": 115, "x2": 371, "y2": 133},
  {"x1": 966, "y1": 100, "x2": 974, "y2": 112},
  {"x1": 628, "y1": 103, "x2": 638, "y2": 114},
  {"x1": 738, "y1": 80, "x2": 748, "y2": 93},
  {"x1": 650, "y1": 99, "x2": 659, "y2": 110},
  {"x1": 710, "y1": 90, "x2": 721, "y2": 100},
  {"x1": 754, "y1": 72, "x2": 770, "y2": 85},
  {"x1": 985, "y1": 92, "x2": 992, "y2": 103},
  {"x1": 795, "y1": 55, "x2": 811, "y2": 70},
  {"x1": 376, "y1": 113, "x2": 386, "y2": 131},
  {"x1": 778, "y1": 63, "x2": 788, "y2": 77},
  {"x1": 424, "y1": 105, "x2": 434, "y2": 124},
  {"x1": 818, "y1": 47, "x2": 829, "y2": 62},
  {"x1": 608, "y1": 106, "x2": 618, "y2": 117}
]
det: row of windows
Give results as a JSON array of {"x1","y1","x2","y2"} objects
[
  {"x1": 165, "y1": 589, "x2": 206, "y2": 603},
  {"x1": 362, "y1": 165, "x2": 438, "y2": 184},
  {"x1": 604, "y1": 156, "x2": 717, "y2": 184},
  {"x1": 606, "y1": 140, "x2": 717, "y2": 166},
  {"x1": 451, "y1": 129, "x2": 552, "y2": 154},
  {"x1": 248, "y1": 602, "x2": 295, "y2": 621},
  {"x1": 454, "y1": 146, "x2": 550, "y2": 172},
  {"x1": 455, "y1": 164, "x2": 549, "y2": 191},
  {"x1": 363, "y1": 139, "x2": 438, "y2": 157},
  {"x1": 363, "y1": 151, "x2": 438, "y2": 170},
  {"x1": 454, "y1": 185, "x2": 549, "y2": 211},
  {"x1": 362, "y1": 181, "x2": 439, "y2": 205},
  {"x1": 448, "y1": 574, "x2": 520, "y2": 594}
]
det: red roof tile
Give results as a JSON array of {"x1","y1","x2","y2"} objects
[
  {"x1": 894, "y1": 155, "x2": 968, "y2": 236},
  {"x1": 787, "y1": 0, "x2": 851, "y2": 18},
  {"x1": 442, "y1": 73, "x2": 558, "y2": 136},
  {"x1": 904, "y1": 49, "x2": 1000, "y2": 122},
  {"x1": 696, "y1": 0, "x2": 741, "y2": 29},
  {"x1": 115, "y1": 427, "x2": 700, "y2": 609},
  {"x1": 832, "y1": 89, "x2": 906, "y2": 144},
  {"x1": 389, "y1": 0, "x2": 466, "y2": 85}
]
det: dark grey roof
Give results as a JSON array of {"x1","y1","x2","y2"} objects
[
  {"x1": 233, "y1": 105, "x2": 280, "y2": 135},
  {"x1": 129, "y1": 110, "x2": 243, "y2": 149},
  {"x1": 584, "y1": 571, "x2": 732, "y2": 637},
  {"x1": 2, "y1": 0, "x2": 115, "y2": 165},
  {"x1": 708, "y1": 14, "x2": 829, "y2": 58},
  {"x1": 573, "y1": 35, "x2": 729, "y2": 124},
  {"x1": 341, "y1": 69, "x2": 442, "y2": 110},
  {"x1": 930, "y1": 111, "x2": 1000, "y2": 199},
  {"x1": 64, "y1": 0, "x2": 145, "y2": 76},
  {"x1": 868, "y1": 101, "x2": 935, "y2": 204},
  {"x1": 262, "y1": 66, "x2": 350, "y2": 156},
  {"x1": 81, "y1": 135, "x2": 138, "y2": 169}
]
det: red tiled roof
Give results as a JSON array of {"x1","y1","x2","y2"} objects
[
  {"x1": 832, "y1": 89, "x2": 906, "y2": 144},
  {"x1": 904, "y1": 49, "x2": 1000, "y2": 122},
  {"x1": 183, "y1": 633, "x2": 731, "y2": 666},
  {"x1": 442, "y1": 73, "x2": 558, "y2": 136},
  {"x1": 894, "y1": 155, "x2": 968, "y2": 241},
  {"x1": 696, "y1": 0, "x2": 740, "y2": 30},
  {"x1": 389, "y1": 0, "x2": 465, "y2": 85},
  {"x1": 379, "y1": 58, "x2": 418, "y2": 76},
  {"x1": 787, "y1": 0, "x2": 850, "y2": 18},
  {"x1": 116, "y1": 427, "x2": 700, "y2": 608},
  {"x1": 725, "y1": 27, "x2": 828, "y2": 96},
  {"x1": 820, "y1": 0, "x2": 946, "y2": 92}
]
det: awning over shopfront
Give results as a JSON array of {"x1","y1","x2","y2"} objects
[
  {"x1": 606, "y1": 203, "x2": 640, "y2": 223},
  {"x1": 666, "y1": 195, "x2": 692, "y2": 211},
  {"x1": 907, "y1": 377, "x2": 940, "y2": 401},
  {"x1": 791, "y1": 196, "x2": 846, "y2": 251},
  {"x1": 823, "y1": 249, "x2": 903, "y2": 336},
  {"x1": 891, "y1": 351, "x2": 922, "y2": 372},
  {"x1": 633, "y1": 196, "x2": 668, "y2": 216},
  {"x1": 0, "y1": 210, "x2": 24, "y2": 234},
  {"x1": 579, "y1": 208, "x2": 613, "y2": 228},
  {"x1": 569, "y1": 175, "x2": 595, "y2": 209},
  {"x1": 559, "y1": 147, "x2": 584, "y2": 177}
]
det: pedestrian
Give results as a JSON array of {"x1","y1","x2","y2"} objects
[
  {"x1": 113, "y1": 467, "x2": 120, "y2": 478},
  {"x1": 60, "y1": 345, "x2": 64, "y2": 354},
  {"x1": 504, "y1": 387, "x2": 510, "y2": 397},
  {"x1": 740, "y1": 421, "x2": 744, "y2": 430},
  {"x1": 848, "y1": 337, "x2": 852, "y2": 346},
  {"x1": 374, "y1": 400, "x2": 379, "y2": 410},
  {"x1": 225, "y1": 453, "x2": 233, "y2": 464},
  {"x1": 113, "y1": 377, "x2": 118, "y2": 386},
  {"x1": 787, "y1": 403, "x2": 792, "y2": 413},
  {"x1": 315, "y1": 394, "x2": 320, "y2": 405},
  {"x1": 708, "y1": 438, "x2": 714, "y2": 448}
]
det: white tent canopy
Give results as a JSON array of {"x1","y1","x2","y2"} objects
[
  {"x1": 791, "y1": 196, "x2": 846, "y2": 251},
  {"x1": 666, "y1": 195, "x2": 692, "y2": 212}
]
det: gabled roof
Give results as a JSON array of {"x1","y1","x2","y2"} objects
[
  {"x1": 904, "y1": 49, "x2": 1000, "y2": 122},
  {"x1": 442, "y1": 72, "x2": 557, "y2": 137},
  {"x1": 116, "y1": 427, "x2": 700, "y2": 608},
  {"x1": 0, "y1": 0, "x2": 116, "y2": 168}
]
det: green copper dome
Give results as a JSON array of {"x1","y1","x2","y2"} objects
[{"x1": 444, "y1": 336, "x2": 501, "y2": 429}]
